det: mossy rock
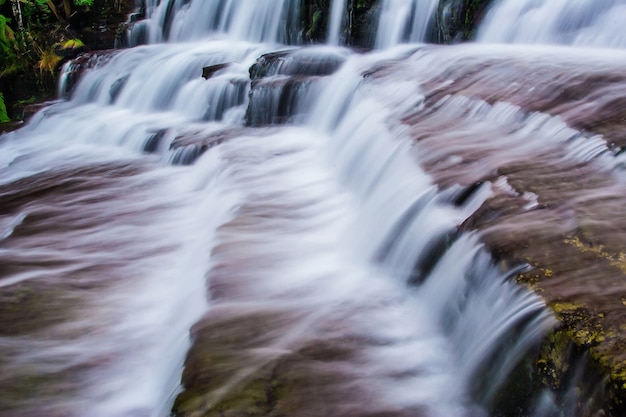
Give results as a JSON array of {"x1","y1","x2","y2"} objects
[
  {"x1": 0, "y1": 282, "x2": 78, "y2": 336},
  {"x1": 172, "y1": 306, "x2": 411, "y2": 417}
]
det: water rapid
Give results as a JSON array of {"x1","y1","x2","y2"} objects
[
  {"x1": 478, "y1": 0, "x2": 626, "y2": 48},
  {"x1": 376, "y1": 0, "x2": 440, "y2": 48},
  {"x1": 4, "y1": 1, "x2": 607, "y2": 416}
]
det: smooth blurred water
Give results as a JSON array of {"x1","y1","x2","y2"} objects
[
  {"x1": 478, "y1": 0, "x2": 626, "y2": 48},
  {"x1": 0, "y1": 1, "x2": 577, "y2": 416},
  {"x1": 376, "y1": 0, "x2": 440, "y2": 48},
  {"x1": 328, "y1": 0, "x2": 348, "y2": 45}
]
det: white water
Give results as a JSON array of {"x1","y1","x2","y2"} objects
[
  {"x1": 133, "y1": 0, "x2": 301, "y2": 45},
  {"x1": 376, "y1": 0, "x2": 440, "y2": 48},
  {"x1": 0, "y1": 1, "x2": 562, "y2": 416},
  {"x1": 379, "y1": 43, "x2": 626, "y2": 174},
  {"x1": 0, "y1": 134, "x2": 240, "y2": 416},
  {"x1": 328, "y1": 0, "x2": 348, "y2": 45},
  {"x1": 478, "y1": 0, "x2": 626, "y2": 48}
]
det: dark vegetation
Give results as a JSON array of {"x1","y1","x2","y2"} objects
[{"x1": 0, "y1": 0, "x2": 133, "y2": 125}]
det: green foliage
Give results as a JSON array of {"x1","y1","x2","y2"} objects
[
  {"x1": 19, "y1": 1, "x2": 51, "y2": 28},
  {"x1": 38, "y1": 48, "x2": 61, "y2": 73},
  {"x1": 0, "y1": 14, "x2": 15, "y2": 44},
  {"x1": 354, "y1": 0, "x2": 376, "y2": 8},
  {"x1": 0, "y1": 92, "x2": 9, "y2": 122},
  {"x1": 0, "y1": 13, "x2": 18, "y2": 76},
  {"x1": 0, "y1": 0, "x2": 104, "y2": 122},
  {"x1": 0, "y1": 5, "x2": 65, "y2": 79},
  {"x1": 0, "y1": 0, "x2": 83, "y2": 76},
  {"x1": 62, "y1": 38, "x2": 84, "y2": 48}
]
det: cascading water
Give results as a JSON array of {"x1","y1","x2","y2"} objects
[
  {"x1": 327, "y1": 0, "x2": 348, "y2": 45},
  {"x1": 0, "y1": 1, "x2": 576, "y2": 416},
  {"x1": 131, "y1": 0, "x2": 302, "y2": 45},
  {"x1": 478, "y1": 0, "x2": 626, "y2": 48},
  {"x1": 375, "y1": 0, "x2": 440, "y2": 48}
]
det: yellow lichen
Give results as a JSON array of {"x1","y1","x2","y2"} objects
[
  {"x1": 551, "y1": 302, "x2": 583, "y2": 313},
  {"x1": 564, "y1": 236, "x2": 626, "y2": 274}
]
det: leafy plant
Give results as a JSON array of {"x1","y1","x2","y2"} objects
[
  {"x1": 62, "y1": 37, "x2": 83, "y2": 48},
  {"x1": 0, "y1": 93, "x2": 11, "y2": 123},
  {"x1": 33, "y1": 0, "x2": 94, "y2": 22},
  {"x1": 0, "y1": 92, "x2": 9, "y2": 122},
  {"x1": 0, "y1": 13, "x2": 15, "y2": 47},
  {"x1": 38, "y1": 48, "x2": 61, "y2": 73},
  {"x1": 0, "y1": 12, "x2": 19, "y2": 76}
]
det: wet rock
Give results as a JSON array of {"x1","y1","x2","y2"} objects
[
  {"x1": 249, "y1": 49, "x2": 347, "y2": 80},
  {"x1": 0, "y1": 283, "x2": 75, "y2": 337},
  {"x1": 143, "y1": 129, "x2": 167, "y2": 154},
  {"x1": 59, "y1": 50, "x2": 120, "y2": 99},
  {"x1": 246, "y1": 48, "x2": 347, "y2": 126},
  {"x1": 0, "y1": 121, "x2": 25, "y2": 133},
  {"x1": 429, "y1": 0, "x2": 495, "y2": 43},
  {"x1": 246, "y1": 76, "x2": 316, "y2": 126},
  {"x1": 375, "y1": 44, "x2": 626, "y2": 414},
  {"x1": 202, "y1": 63, "x2": 231, "y2": 80},
  {"x1": 170, "y1": 146, "x2": 205, "y2": 166},
  {"x1": 349, "y1": 0, "x2": 380, "y2": 48},
  {"x1": 21, "y1": 100, "x2": 61, "y2": 122},
  {"x1": 109, "y1": 74, "x2": 129, "y2": 102},
  {"x1": 173, "y1": 43, "x2": 626, "y2": 417},
  {"x1": 412, "y1": 44, "x2": 626, "y2": 149},
  {"x1": 0, "y1": 159, "x2": 152, "y2": 415},
  {"x1": 169, "y1": 127, "x2": 262, "y2": 165},
  {"x1": 115, "y1": 0, "x2": 169, "y2": 47},
  {"x1": 173, "y1": 294, "x2": 424, "y2": 417},
  {"x1": 201, "y1": 77, "x2": 249, "y2": 122},
  {"x1": 172, "y1": 184, "x2": 432, "y2": 417}
]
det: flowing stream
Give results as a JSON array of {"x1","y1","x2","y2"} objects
[
  {"x1": 328, "y1": 0, "x2": 348, "y2": 45},
  {"x1": 478, "y1": 0, "x2": 626, "y2": 48},
  {"x1": 5, "y1": 0, "x2": 623, "y2": 416},
  {"x1": 376, "y1": 0, "x2": 440, "y2": 48}
]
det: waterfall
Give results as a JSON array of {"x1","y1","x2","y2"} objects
[
  {"x1": 130, "y1": 0, "x2": 302, "y2": 45},
  {"x1": 478, "y1": 0, "x2": 626, "y2": 48},
  {"x1": 0, "y1": 1, "x2": 567, "y2": 416},
  {"x1": 327, "y1": 0, "x2": 348, "y2": 45},
  {"x1": 376, "y1": 0, "x2": 440, "y2": 48}
]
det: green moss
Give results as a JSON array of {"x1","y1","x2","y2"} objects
[
  {"x1": 306, "y1": 9, "x2": 323, "y2": 41},
  {"x1": 0, "y1": 92, "x2": 9, "y2": 123},
  {"x1": 172, "y1": 389, "x2": 204, "y2": 415},
  {"x1": 0, "y1": 372, "x2": 67, "y2": 412},
  {"x1": 62, "y1": 38, "x2": 84, "y2": 49},
  {"x1": 537, "y1": 331, "x2": 572, "y2": 389},
  {"x1": 211, "y1": 378, "x2": 271, "y2": 416},
  {"x1": 0, "y1": 282, "x2": 86, "y2": 413},
  {"x1": 173, "y1": 362, "x2": 276, "y2": 417},
  {"x1": 0, "y1": 283, "x2": 78, "y2": 336},
  {"x1": 172, "y1": 307, "x2": 366, "y2": 416}
]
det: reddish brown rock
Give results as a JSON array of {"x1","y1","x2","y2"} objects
[{"x1": 373, "y1": 44, "x2": 626, "y2": 413}]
